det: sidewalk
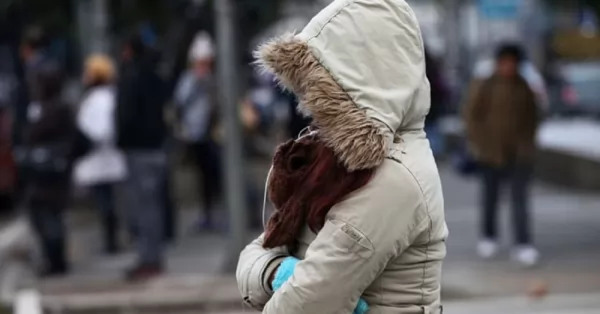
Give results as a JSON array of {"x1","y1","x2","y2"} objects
[
  {"x1": 42, "y1": 274, "x2": 243, "y2": 314},
  {"x1": 443, "y1": 292, "x2": 600, "y2": 314},
  {"x1": 196, "y1": 293, "x2": 600, "y2": 314},
  {"x1": 40, "y1": 215, "x2": 250, "y2": 313},
  {"x1": 36, "y1": 157, "x2": 271, "y2": 313},
  {"x1": 35, "y1": 163, "x2": 600, "y2": 313}
]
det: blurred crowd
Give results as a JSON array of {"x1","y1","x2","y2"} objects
[
  {"x1": 0, "y1": 26, "x2": 312, "y2": 282},
  {"x1": 0, "y1": 20, "x2": 559, "y2": 284}
]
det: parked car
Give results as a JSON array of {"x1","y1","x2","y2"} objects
[{"x1": 548, "y1": 61, "x2": 600, "y2": 118}]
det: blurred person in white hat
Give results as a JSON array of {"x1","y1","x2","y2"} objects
[{"x1": 173, "y1": 31, "x2": 223, "y2": 231}]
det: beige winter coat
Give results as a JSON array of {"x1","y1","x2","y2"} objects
[{"x1": 236, "y1": 1, "x2": 448, "y2": 313}]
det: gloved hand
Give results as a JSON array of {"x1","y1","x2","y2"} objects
[{"x1": 272, "y1": 257, "x2": 369, "y2": 314}]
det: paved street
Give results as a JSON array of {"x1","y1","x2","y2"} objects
[
  {"x1": 203, "y1": 292, "x2": 600, "y2": 314},
  {"x1": 442, "y1": 292, "x2": 600, "y2": 314},
  {"x1": 440, "y1": 164, "x2": 600, "y2": 299},
  {"x1": 39, "y1": 162, "x2": 600, "y2": 313}
]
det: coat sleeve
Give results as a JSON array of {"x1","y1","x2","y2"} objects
[
  {"x1": 462, "y1": 79, "x2": 486, "y2": 153},
  {"x1": 262, "y1": 164, "x2": 428, "y2": 314},
  {"x1": 523, "y1": 82, "x2": 540, "y2": 133},
  {"x1": 518, "y1": 82, "x2": 540, "y2": 157},
  {"x1": 236, "y1": 233, "x2": 288, "y2": 310}
]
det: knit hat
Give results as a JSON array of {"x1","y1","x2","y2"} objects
[{"x1": 188, "y1": 31, "x2": 214, "y2": 62}]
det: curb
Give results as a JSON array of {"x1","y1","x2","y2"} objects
[
  {"x1": 535, "y1": 148, "x2": 600, "y2": 190},
  {"x1": 38, "y1": 276, "x2": 482, "y2": 314},
  {"x1": 40, "y1": 275, "x2": 245, "y2": 314},
  {"x1": 442, "y1": 292, "x2": 600, "y2": 314}
]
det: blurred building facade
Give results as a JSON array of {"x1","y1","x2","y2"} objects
[
  {"x1": 422, "y1": 0, "x2": 549, "y2": 88},
  {"x1": 256, "y1": 0, "x2": 551, "y2": 100}
]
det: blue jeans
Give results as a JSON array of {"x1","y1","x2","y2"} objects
[
  {"x1": 29, "y1": 200, "x2": 67, "y2": 272},
  {"x1": 125, "y1": 151, "x2": 167, "y2": 265},
  {"x1": 480, "y1": 162, "x2": 533, "y2": 245}
]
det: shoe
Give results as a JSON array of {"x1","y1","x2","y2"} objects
[
  {"x1": 124, "y1": 264, "x2": 164, "y2": 282},
  {"x1": 512, "y1": 246, "x2": 540, "y2": 267},
  {"x1": 477, "y1": 239, "x2": 499, "y2": 260}
]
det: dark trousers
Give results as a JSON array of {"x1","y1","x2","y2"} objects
[
  {"x1": 480, "y1": 162, "x2": 533, "y2": 245},
  {"x1": 125, "y1": 151, "x2": 166, "y2": 266},
  {"x1": 161, "y1": 171, "x2": 176, "y2": 241},
  {"x1": 160, "y1": 138, "x2": 177, "y2": 241},
  {"x1": 91, "y1": 184, "x2": 119, "y2": 253},
  {"x1": 0, "y1": 192, "x2": 14, "y2": 214},
  {"x1": 126, "y1": 163, "x2": 176, "y2": 243},
  {"x1": 191, "y1": 140, "x2": 222, "y2": 223},
  {"x1": 29, "y1": 200, "x2": 67, "y2": 272}
]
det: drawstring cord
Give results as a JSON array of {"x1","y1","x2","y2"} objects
[
  {"x1": 261, "y1": 126, "x2": 316, "y2": 230},
  {"x1": 262, "y1": 164, "x2": 273, "y2": 230}
]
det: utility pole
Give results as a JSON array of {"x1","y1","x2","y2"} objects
[
  {"x1": 214, "y1": 0, "x2": 248, "y2": 273},
  {"x1": 76, "y1": 0, "x2": 109, "y2": 58},
  {"x1": 445, "y1": 0, "x2": 462, "y2": 92},
  {"x1": 90, "y1": 0, "x2": 110, "y2": 54}
]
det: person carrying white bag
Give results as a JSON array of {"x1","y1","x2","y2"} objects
[{"x1": 74, "y1": 55, "x2": 127, "y2": 254}]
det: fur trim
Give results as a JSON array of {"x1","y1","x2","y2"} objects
[{"x1": 255, "y1": 34, "x2": 387, "y2": 171}]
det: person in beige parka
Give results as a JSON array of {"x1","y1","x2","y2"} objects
[{"x1": 236, "y1": 0, "x2": 448, "y2": 313}]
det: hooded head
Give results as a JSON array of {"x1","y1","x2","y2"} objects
[{"x1": 256, "y1": 0, "x2": 429, "y2": 171}]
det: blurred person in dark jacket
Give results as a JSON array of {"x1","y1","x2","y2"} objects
[
  {"x1": 23, "y1": 63, "x2": 75, "y2": 276},
  {"x1": 464, "y1": 44, "x2": 540, "y2": 267},
  {"x1": 116, "y1": 33, "x2": 168, "y2": 281},
  {"x1": 12, "y1": 26, "x2": 54, "y2": 167},
  {"x1": 134, "y1": 22, "x2": 177, "y2": 243},
  {"x1": 424, "y1": 50, "x2": 449, "y2": 157}
]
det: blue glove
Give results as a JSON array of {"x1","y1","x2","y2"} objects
[
  {"x1": 354, "y1": 298, "x2": 369, "y2": 314},
  {"x1": 272, "y1": 257, "x2": 369, "y2": 314},
  {"x1": 271, "y1": 257, "x2": 299, "y2": 291}
]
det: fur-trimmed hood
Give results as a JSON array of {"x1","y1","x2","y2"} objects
[{"x1": 256, "y1": 0, "x2": 430, "y2": 171}]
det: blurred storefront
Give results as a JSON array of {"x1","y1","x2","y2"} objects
[
  {"x1": 448, "y1": 0, "x2": 548, "y2": 85},
  {"x1": 252, "y1": 0, "x2": 551, "y2": 107}
]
